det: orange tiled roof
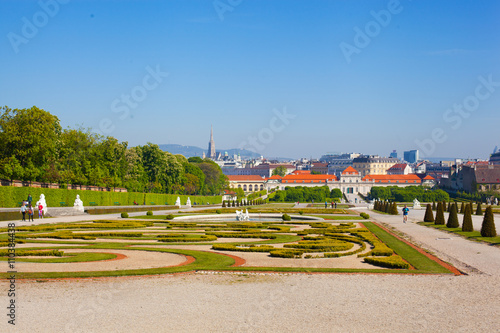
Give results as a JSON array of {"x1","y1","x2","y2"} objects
[
  {"x1": 292, "y1": 170, "x2": 311, "y2": 175},
  {"x1": 227, "y1": 175, "x2": 265, "y2": 181},
  {"x1": 388, "y1": 163, "x2": 408, "y2": 170},
  {"x1": 423, "y1": 175, "x2": 435, "y2": 180},
  {"x1": 267, "y1": 175, "x2": 283, "y2": 180},
  {"x1": 342, "y1": 166, "x2": 359, "y2": 175},
  {"x1": 362, "y1": 174, "x2": 422, "y2": 184}
]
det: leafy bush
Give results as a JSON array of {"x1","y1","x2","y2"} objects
[
  {"x1": 0, "y1": 249, "x2": 64, "y2": 257},
  {"x1": 282, "y1": 213, "x2": 291, "y2": 221},
  {"x1": 476, "y1": 202, "x2": 483, "y2": 216},
  {"x1": 165, "y1": 214, "x2": 175, "y2": 220},
  {"x1": 299, "y1": 210, "x2": 304, "y2": 215},
  {"x1": 215, "y1": 209, "x2": 221, "y2": 214},
  {"x1": 269, "y1": 249, "x2": 303, "y2": 258},
  {"x1": 446, "y1": 203, "x2": 459, "y2": 228},
  {"x1": 360, "y1": 212, "x2": 370, "y2": 219},
  {"x1": 158, "y1": 235, "x2": 217, "y2": 242},
  {"x1": 146, "y1": 211, "x2": 153, "y2": 216},
  {"x1": 120, "y1": 212, "x2": 129, "y2": 218}
]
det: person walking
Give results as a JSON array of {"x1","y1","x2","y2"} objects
[
  {"x1": 27, "y1": 203, "x2": 34, "y2": 222},
  {"x1": 27, "y1": 193, "x2": 32, "y2": 206},
  {"x1": 331, "y1": 201, "x2": 334, "y2": 209},
  {"x1": 20, "y1": 203, "x2": 27, "y2": 221},
  {"x1": 324, "y1": 201, "x2": 328, "y2": 209},
  {"x1": 335, "y1": 202, "x2": 337, "y2": 209},
  {"x1": 402, "y1": 205, "x2": 409, "y2": 223},
  {"x1": 38, "y1": 203, "x2": 44, "y2": 219}
]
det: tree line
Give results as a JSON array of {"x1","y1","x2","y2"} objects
[
  {"x1": 0, "y1": 106, "x2": 227, "y2": 195},
  {"x1": 269, "y1": 186, "x2": 343, "y2": 203}
]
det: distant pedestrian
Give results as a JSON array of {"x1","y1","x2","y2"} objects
[
  {"x1": 402, "y1": 205, "x2": 409, "y2": 223},
  {"x1": 20, "y1": 203, "x2": 27, "y2": 221},
  {"x1": 324, "y1": 201, "x2": 328, "y2": 209},
  {"x1": 335, "y1": 202, "x2": 337, "y2": 209},
  {"x1": 27, "y1": 194, "x2": 32, "y2": 205},
  {"x1": 38, "y1": 203, "x2": 44, "y2": 219},
  {"x1": 27, "y1": 204, "x2": 34, "y2": 222}
]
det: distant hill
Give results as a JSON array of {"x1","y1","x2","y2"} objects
[{"x1": 159, "y1": 144, "x2": 262, "y2": 159}]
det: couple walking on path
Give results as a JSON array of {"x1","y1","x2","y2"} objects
[{"x1": 20, "y1": 194, "x2": 43, "y2": 221}]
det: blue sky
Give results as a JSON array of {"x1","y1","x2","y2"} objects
[{"x1": 1, "y1": 0, "x2": 499, "y2": 160}]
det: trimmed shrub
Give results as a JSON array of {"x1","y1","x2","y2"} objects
[
  {"x1": 424, "y1": 204, "x2": 434, "y2": 222},
  {"x1": 364, "y1": 255, "x2": 410, "y2": 269},
  {"x1": 476, "y1": 202, "x2": 483, "y2": 216},
  {"x1": 432, "y1": 201, "x2": 436, "y2": 211},
  {"x1": 222, "y1": 201, "x2": 226, "y2": 208},
  {"x1": 146, "y1": 211, "x2": 153, "y2": 216},
  {"x1": 480, "y1": 206, "x2": 496, "y2": 237},
  {"x1": 435, "y1": 202, "x2": 445, "y2": 225},
  {"x1": 390, "y1": 202, "x2": 398, "y2": 215},
  {"x1": 298, "y1": 210, "x2": 304, "y2": 215},
  {"x1": 165, "y1": 214, "x2": 175, "y2": 220},
  {"x1": 446, "y1": 203, "x2": 459, "y2": 228},
  {"x1": 269, "y1": 249, "x2": 303, "y2": 258},
  {"x1": 460, "y1": 202, "x2": 465, "y2": 214},
  {"x1": 461, "y1": 204, "x2": 473, "y2": 232},
  {"x1": 215, "y1": 209, "x2": 221, "y2": 214},
  {"x1": 282, "y1": 213, "x2": 292, "y2": 221},
  {"x1": 360, "y1": 212, "x2": 370, "y2": 219},
  {"x1": 212, "y1": 244, "x2": 274, "y2": 252},
  {"x1": 120, "y1": 212, "x2": 129, "y2": 218}
]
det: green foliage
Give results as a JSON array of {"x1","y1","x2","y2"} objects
[
  {"x1": 364, "y1": 255, "x2": 410, "y2": 269},
  {"x1": 446, "y1": 203, "x2": 459, "y2": 228},
  {"x1": 460, "y1": 202, "x2": 465, "y2": 214},
  {"x1": 158, "y1": 235, "x2": 217, "y2": 242},
  {"x1": 360, "y1": 212, "x2": 370, "y2": 219},
  {"x1": 432, "y1": 201, "x2": 436, "y2": 210},
  {"x1": 269, "y1": 186, "x2": 331, "y2": 203},
  {"x1": 282, "y1": 213, "x2": 292, "y2": 221},
  {"x1": 462, "y1": 204, "x2": 473, "y2": 232},
  {"x1": 215, "y1": 210, "x2": 221, "y2": 214},
  {"x1": 370, "y1": 186, "x2": 449, "y2": 202},
  {"x1": 121, "y1": 212, "x2": 129, "y2": 218},
  {"x1": 146, "y1": 211, "x2": 153, "y2": 216},
  {"x1": 247, "y1": 190, "x2": 266, "y2": 201},
  {"x1": 0, "y1": 249, "x2": 64, "y2": 257},
  {"x1": 165, "y1": 214, "x2": 175, "y2": 220},
  {"x1": 272, "y1": 165, "x2": 287, "y2": 177},
  {"x1": 424, "y1": 204, "x2": 434, "y2": 222},
  {"x1": 212, "y1": 244, "x2": 275, "y2": 252},
  {"x1": 269, "y1": 249, "x2": 303, "y2": 258},
  {"x1": 435, "y1": 201, "x2": 445, "y2": 225},
  {"x1": 480, "y1": 206, "x2": 496, "y2": 237},
  {"x1": 390, "y1": 202, "x2": 398, "y2": 215}
]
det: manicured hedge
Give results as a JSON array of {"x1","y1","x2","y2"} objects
[
  {"x1": 211, "y1": 244, "x2": 275, "y2": 252},
  {"x1": 363, "y1": 255, "x2": 410, "y2": 269},
  {"x1": 0, "y1": 186, "x2": 222, "y2": 208}
]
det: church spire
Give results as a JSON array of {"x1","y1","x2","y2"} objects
[{"x1": 208, "y1": 125, "x2": 216, "y2": 159}]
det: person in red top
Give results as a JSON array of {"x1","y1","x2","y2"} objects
[{"x1": 38, "y1": 203, "x2": 44, "y2": 219}]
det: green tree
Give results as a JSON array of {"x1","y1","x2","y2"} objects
[
  {"x1": 272, "y1": 165, "x2": 287, "y2": 177},
  {"x1": 480, "y1": 206, "x2": 496, "y2": 237},
  {"x1": 446, "y1": 203, "x2": 459, "y2": 228},
  {"x1": 188, "y1": 156, "x2": 203, "y2": 163},
  {"x1": 0, "y1": 106, "x2": 62, "y2": 181},
  {"x1": 424, "y1": 204, "x2": 434, "y2": 222},
  {"x1": 390, "y1": 202, "x2": 398, "y2": 215},
  {"x1": 460, "y1": 202, "x2": 465, "y2": 214},
  {"x1": 198, "y1": 160, "x2": 227, "y2": 195},
  {"x1": 461, "y1": 204, "x2": 473, "y2": 232}
]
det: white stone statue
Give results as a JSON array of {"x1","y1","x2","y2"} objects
[
  {"x1": 186, "y1": 197, "x2": 192, "y2": 208},
  {"x1": 36, "y1": 194, "x2": 48, "y2": 215},
  {"x1": 412, "y1": 198, "x2": 421, "y2": 210},
  {"x1": 175, "y1": 197, "x2": 181, "y2": 207},
  {"x1": 73, "y1": 194, "x2": 84, "y2": 212},
  {"x1": 235, "y1": 209, "x2": 250, "y2": 221}
]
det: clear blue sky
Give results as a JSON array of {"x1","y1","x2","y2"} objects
[{"x1": 1, "y1": 0, "x2": 499, "y2": 160}]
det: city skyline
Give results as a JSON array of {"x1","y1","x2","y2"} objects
[{"x1": 1, "y1": 0, "x2": 499, "y2": 160}]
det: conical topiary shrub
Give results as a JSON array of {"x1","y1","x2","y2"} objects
[
  {"x1": 460, "y1": 202, "x2": 465, "y2": 214},
  {"x1": 424, "y1": 203, "x2": 434, "y2": 222},
  {"x1": 432, "y1": 201, "x2": 437, "y2": 211},
  {"x1": 447, "y1": 201, "x2": 452, "y2": 213},
  {"x1": 480, "y1": 206, "x2": 496, "y2": 237},
  {"x1": 462, "y1": 204, "x2": 473, "y2": 232},
  {"x1": 385, "y1": 202, "x2": 391, "y2": 214},
  {"x1": 390, "y1": 202, "x2": 398, "y2": 215},
  {"x1": 222, "y1": 200, "x2": 226, "y2": 208},
  {"x1": 435, "y1": 201, "x2": 445, "y2": 225},
  {"x1": 476, "y1": 202, "x2": 483, "y2": 216},
  {"x1": 232, "y1": 200, "x2": 235, "y2": 207},
  {"x1": 446, "y1": 203, "x2": 459, "y2": 228}
]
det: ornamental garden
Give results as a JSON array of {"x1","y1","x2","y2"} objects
[{"x1": 0, "y1": 203, "x2": 455, "y2": 279}]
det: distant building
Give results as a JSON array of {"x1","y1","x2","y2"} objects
[
  {"x1": 387, "y1": 163, "x2": 411, "y2": 175},
  {"x1": 320, "y1": 153, "x2": 360, "y2": 177},
  {"x1": 490, "y1": 146, "x2": 500, "y2": 165},
  {"x1": 462, "y1": 164, "x2": 500, "y2": 193},
  {"x1": 352, "y1": 156, "x2": 399, "y2": 177},
  {"x1": 207, "y1": 125, "x2": 216, "y2": 159},
  {"x1": 403, "y1": 150, "x2": 419, "y2": 163},
  {"x1": 311, "y1": 162, "x2": 328, "y2": 174},
  {"x1": 389, "y1": 150, "x2": 398, "y2": 159}
]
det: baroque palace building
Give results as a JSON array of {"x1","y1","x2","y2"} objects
[{"x1": 227, "y1": 166, "x2": 435, "y2": 195}]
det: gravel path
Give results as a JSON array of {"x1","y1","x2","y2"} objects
[{"x1": 2, "y1": 273, "x2": 499, "y2": 332}]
